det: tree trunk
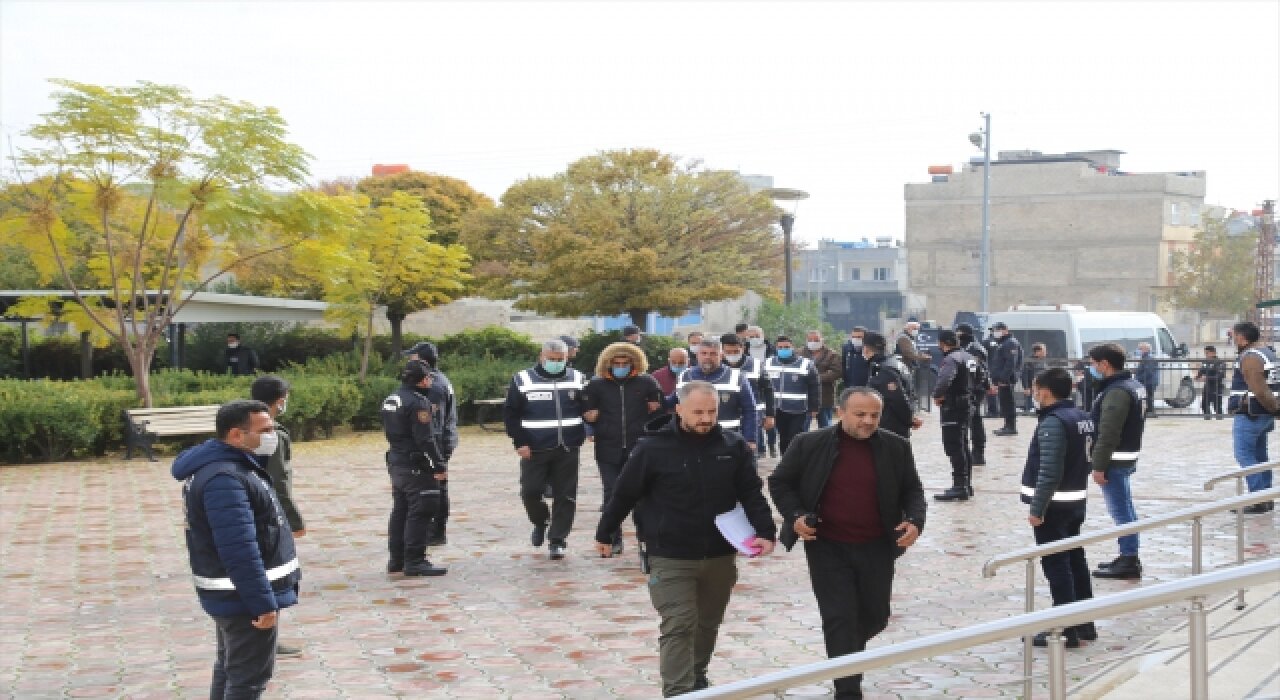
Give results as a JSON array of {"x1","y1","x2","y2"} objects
[
  {"x1": 387, "y1": 309, "x2": 406, "y2": 357},
  {"x1": 128, "y1": 346, "x2": 154, "y2": 407},
  {"x1": 627, "y1": 309, "x2": 649, "y2": 331},
  {"x1": 79, "y1": 331, "x2": 93, "y2": 379},
  {"x1": 359, "y1": 307, "x2": 375, "y2": 382}
]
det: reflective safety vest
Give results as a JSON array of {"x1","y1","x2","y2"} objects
[
  {"x1": 513, "y1": 367, "x2": 587, "y2": 450},
  {"x1": 764, "y1": 356, "x2": 816, "y2": 414},
  {"x1": 739, "y1": 356, "x2": 766, "y2": 412},
  {"x1": 1228, "y1": 346, "x2": 1280, "y2": 415},
  {"x1": 1021, "y1": 401, "x2": 1094, "y2": 513},
  {"x1": 1090, "y1": 371, "x2": 1146, "y2": 466},
  {"x1": 677, "y1": 366, "x2": 746, "y2": 429}
]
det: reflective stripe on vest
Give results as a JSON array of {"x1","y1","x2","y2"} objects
[
  {"x1": 1111, "y1": 451, "x2": 1141, "y2": 460},
  {"x1": 194, "y1": 557, "x2": 300, "y2": 591},
  {"x1": 677, "y1": 368, "x2": 744, "y2": 429},
  {"x1": 742, "y1": 358, "x2": 766, "y2": 411},
  {"x1": 775, "y1": 392, "x2": 809, "y2": 401},
  {"x1": 515, "y1": 370, "x2": 585, "y2": 392},
  {"x1": 1020, "y1": 486, "x2": 1086, "y2": 502},
  {"x1": 522, "y1": 418, "x2": 584, "y2": 429}
]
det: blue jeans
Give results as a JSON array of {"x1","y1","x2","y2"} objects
[
  {"x1": 1233, "y1": 414, "x2": 1275, "y2": 492},
  {"x1": 1099, "y1": 465, "x2": 1139, "y2": 555}
]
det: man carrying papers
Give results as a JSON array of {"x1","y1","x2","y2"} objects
[{"x1": 596, "y1": 380, "x2": 777, "y2": 697}]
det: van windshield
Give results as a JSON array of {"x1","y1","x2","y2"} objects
[
  {"x1": 1012, "y1": 330, "x2": 1068, "y2": 359},
  {"x1": 1079, "y1": 328, "x2": 1155, "y2": 357}
]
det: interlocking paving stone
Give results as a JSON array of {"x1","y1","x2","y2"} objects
[{"x1": 0, "y1": 416, "x2": 1274, "y2": 698}]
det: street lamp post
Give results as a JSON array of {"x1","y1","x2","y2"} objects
[
  {"x1": 764, "y1": 187, "x2": 810, "y2": 305},
  {"x1": 970, "y1": 113, "x2": 992, "y2": 313}
]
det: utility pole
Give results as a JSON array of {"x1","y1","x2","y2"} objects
[
  {"x1": 1253, "y1": 200, "x2": 1276, "y2": 342},
  {"x1": 969, "y1": 113, "x2": 992, "y2": 313}
]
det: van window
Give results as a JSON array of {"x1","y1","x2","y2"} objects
[
  {"x1": 1158, "y1": 328, "x2": 1176, "y2": 356},
  {"x1": 1013, "y1": 330, "x2": 1068, "y2": 359},
  {"x1": 1079, "y1": 327, "x2": 1155, "y2": 356}
]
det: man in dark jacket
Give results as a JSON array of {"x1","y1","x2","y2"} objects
[
  {"x1": 990, "y1": 322, "x2": 1024, "y2": 435},
  {"x1": 382, "y1": 361, "x2": 449, "y2": 577},
  {"x1": 722, "y1": 333, "x2": 776, "y2": 451},
  {"x1": 764, "y1": 336, "x2": 821, "y2": 454},
  {"x1": 225, "y1": 333, "x2": 260, "y2": 376},
  {"x1": 1134, "y1": 342, "x2": 1160, "y2": 418},
  {"x1": 862, "y1": 332, "x2": 919, "y2": 439},
  {"x1": 504, "y1": 338, "x2": 589, "y2": 560},
  {"x1": 956, "y1": 323, "x2": 990, "y2": 466},
  {"x1": 1023, "y1": 368, "x2": 1097, "y2": 648},
  {"x1": 1088, "y1": 343, "x2": 1147, "y2": 580},
  {"x1": 172, "y1": 400, "x2": 301, "y2": 700},
  {"x1": 596, "y1": 380, "x2": 776, "y2": 697},
  {"x1": 933, "y1": 331, "x2": 976, "y2": 501},
  {"x1": 405, "y1": 341, "x2": 458, "y2": 545},
  {"x1": 769, "y1": 387, "x2": 926, "y2": 700},
  {"x1": 842, "y1": 326, "x2": 871, "y2": 389},
  {"x1": 1021, "y1": 343, "x2": 1048, "y2": 414},
  {"x1": 584, "y1": 341, "x2": 663, "y2": 554},
  {"x1": 802, "y1": 330, "x2": 843, "y2": 429},
  {"x1": 1195, "y1": 345, "x2": 1226, "y2": 420}
]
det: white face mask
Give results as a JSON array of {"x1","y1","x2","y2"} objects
[
  {"x1": 252, "y1": 431, "x2": 278, "y2": 456},
  {"x1": 806, "y1": 341, "x2": 822, "y2": 351},
  {"x1": 724, "y1": 353, "x2": 743, "y2": 364},
  {"x1": 227, "y1": 342, "x2": 239, "y2": 349},
  {"x1": 851, "y1": 338, "x2": 863, "y2": 349},
  {"x1": 748, "y1": 338, "x2": 764, "y2": 347}
]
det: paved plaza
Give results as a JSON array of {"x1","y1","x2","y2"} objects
[{"x1": 1, "y1": 414, "x2": 1275, "y2": 699}]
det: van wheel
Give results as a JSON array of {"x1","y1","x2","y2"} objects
[{"x1": 1165, "y1": 378, "x2": 1196, "y2": 409}]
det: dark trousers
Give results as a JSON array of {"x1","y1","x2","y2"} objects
[
  {"x1": 968, "y1": 404, "x2": 985, "y2": 458},
  {"x1": 388, "y1": 467, "x2": 442, "y2": 561},
  {"x1": 940, "y1": 403, "x2": 972, "y2": 486},
  {"x1": 804, "y1": 538, "x2": 896, "y2": 699},
  {"x1": 520, "y1": 447, "x2": 580, "y2": 543},
  {"x1": 430, "y1": 479, "x2": 450, "y2": 537},
  {"x1": 595, "y1": 449, "x2": 635, "y2": 544},
  {"x1": 998, "y1": 384, "x2": 1017, "y2": 429},
  {"x1": 647, "y1": 554, "x2": 738, "y2": 697},
  {"x1": 1033, "y1": 505, "x2": 1093, "y2": 608},
  {"x1": 1202, "y1": 382, "x2": 1223, "y2": 417},
  {"x1": 1143, "y1": 382, "x2": 1158, "y2": 416},
  {"x1": 211, "y1": 614, "x2": 277, "y2": 700},
  {"x1": 776, "y1": 411, "x2": 808, "y2": 455}
]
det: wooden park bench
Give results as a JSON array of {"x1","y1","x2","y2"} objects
[
  {"x1": 473, "y1": 398, "x2": 506, "y2": 432},
  {"x1": 123, "y1": 405, "x2": 220, "y2": 461}
]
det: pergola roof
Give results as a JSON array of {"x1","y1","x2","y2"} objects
[{"x1": 0, "y1": 290, "x2": 330, "y2": 324}]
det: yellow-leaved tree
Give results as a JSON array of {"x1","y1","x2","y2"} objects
[{"x1": 1, "y1": 80, "x2": 354, "y2": 405}]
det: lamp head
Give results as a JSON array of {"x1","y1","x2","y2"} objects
[{"x1": 969, "y1": 132, "x2": 984, "y2": 148}]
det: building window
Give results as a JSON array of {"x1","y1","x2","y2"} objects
[
  {"x1": 848, "y1": 267, "x2": 861, "y2": 281},
  {"x1": 874, "y1": 267, "x2": 890, "y2": 281},
  {"x1": 1171, "y1": 202, "x2": 1182, "y2": 226}
]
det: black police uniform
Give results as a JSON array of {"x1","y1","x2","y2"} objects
[
  {"x1": 866, "y1": 353, "x2": 915, "y2": 439},
  {"x1": 423, "y1": 369, "x2": 458, "y2": 544},
  {"x1": 962, "y1": 338, "x2": 991, "y2": 464},
  {"x1": 933, "y1": 346, "x2": 976, "y2": 500},
  {"x1": 382, "y1": 381, "x2": 448, "y2": 576}
]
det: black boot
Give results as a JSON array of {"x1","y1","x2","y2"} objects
[
  {"x1": 935, "y1": 484, "x2": 969, "y2": 501},
  {"x1": 1074, "y1": 622, "x2": 1098, "y2": 641},
  {"x1": 387, "y1": 558, "x2": 404, "y2": 574},
  {"x1": 1033, "y1": 629, "x2": 1080, "y2": 648},
  {"x1": 403, "y1": 555, "x2": 448, "y2": 577},
  {"x1": 1094, "y1": 555, "x2": 1123, "y2": 571},
  {"x1": 1093, "y1": 555, "x2": 1141, "y2": 579}
]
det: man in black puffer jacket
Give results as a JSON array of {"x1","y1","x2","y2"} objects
[
  {"x1": 596, "y1": 380, "x2": 777, "y2": 697},
  {"x1": 584, "y1": 341, "x2": 663, "y2": 555}
]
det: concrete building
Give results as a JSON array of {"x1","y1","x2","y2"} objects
[
  {"x1": 796, "y1": 238, "x2": 924, "y2": 332},
  {"x1": 904, "y1": 149, "x2": 1207, "y2": 326}
]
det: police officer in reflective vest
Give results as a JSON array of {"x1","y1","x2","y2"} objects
[
  {"x1": 956, "y1": 323, "x2": 991, "y2": 466},
  {"x1": 721, "y1": 333, "x2": 775, "y2": 445},
  {"x1": 672, "y1": 337, "x2": 759, "y2": 448},
  {"x1": 503, "y1": 338, "x2": 589, "y2": 560},
  {"x1": 381, "y1": 361, "x2": 448, "y2": 577},
  {"x1": 404, "y1": 341, "x2": 457, "y2": 546},
  {"x1": 764, "y1": 335, "x2": 820, "y2": 455},
  {"x1": 933, "y1": 330, "x2": 976, "y2": 501},
  {"x1": 1087, "y1": 343, "x2": 1147, "y2": 580},
  {"x1": 1023, "y1": 368, "x2": 1097, "y2": 647},
  {"x1": 1228, "y1": 320, "x2": 1279, "y2": 512}
]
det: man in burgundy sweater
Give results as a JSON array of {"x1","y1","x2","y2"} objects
[{"x1": 768, "y1": 386, "x2": 927, "y2": 700}]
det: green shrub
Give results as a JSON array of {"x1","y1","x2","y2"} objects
[
  {"x1": 0, "y1": 380, "x2": 134, "y2": 461},
  {"x1": 434, "y1": 327, "x2": 539, "y2": 365}
]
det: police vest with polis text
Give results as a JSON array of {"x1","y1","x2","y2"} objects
[
  {"x1": 764, "y1": 355, "x2": 817, "y2": 414},
  {"x1": 1229, "y1": 345, "x2": 1280, "y2": 416},
  {"x1": 676, "y1": 365, "x2": 748, "y2": 431},
  {"x1": 1021, "y1": 401, "x2": 1094, "y2": 510},
  {"x1": 513, "y1": 366, "x2": 587, "y2": 450}
]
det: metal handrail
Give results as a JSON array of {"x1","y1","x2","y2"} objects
[
  {"x1": 981, "y1": 486, "x2": 1279, "y2": 699},
  {"x1": 1203, "y1": 460, "x2": 1280, "y2": 610},
  {"x1": 689, "y1": 558, "x2": 1280, "y2": 699}
]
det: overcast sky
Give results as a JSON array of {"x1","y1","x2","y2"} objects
[{"x1": 2, "y1": 1, "x2": 1276, "y2": 245}]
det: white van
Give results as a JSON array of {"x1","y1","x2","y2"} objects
[{"x1": 985, "y1": 305, "x2": 1195, "y2": 408}]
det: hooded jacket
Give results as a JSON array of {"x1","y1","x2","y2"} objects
[
  {"x1": 585, "y1": 342, "x2": 664, "y2": 462},
  {"x1": 596, "y1": 414, "x2": 777, "y2": 559},
  {"x1": 172, "y1": 439, "x2": 300, "y2": 618}
]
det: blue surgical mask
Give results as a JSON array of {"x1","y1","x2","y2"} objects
[
  {"x1": 611, "y1": 366, "x2": 631, "y2": 379},
  {"x1": 543, "y1": 360, "x2": 566, "y2": 374},
  {"x1": 670, "y1": 363, "x2": 688, "y2": 375},
  {"x1": 777, "y1": 347, "x2": 794, "y2": 360},
  {"x1": 1088, "y1": 365, "x2": 1103, "y2": 380}
]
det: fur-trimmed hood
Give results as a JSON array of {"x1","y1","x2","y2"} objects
[{"x1": 595, "y1": 341, "x2": 649, "y2": 377}]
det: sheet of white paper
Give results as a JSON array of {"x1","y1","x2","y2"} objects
[{"x1": 715, "y1": 503, "x2": 760, "y2": 557}]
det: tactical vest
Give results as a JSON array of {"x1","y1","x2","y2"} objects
[
  {"x1": 1021, "y1": 401, "x2": 1094, "y2": 510},
  {"x1": 738, "y1": 356, "x2": 766, "y2": 412},
  {"x1": 677, "y1": 366, "x2": 746, "y2": 429},
  {"x1": 1090, "y1": 371, "x2": 1146, "y2": 466},
  {"x1": 513, "y1": 367, "x2": 586, "y2": 450},
  {"x1": 1228, "y1": 346, "x2": 1280, "y2": 415},
  {"x1": 764, "y1": 356, "x2": 815, "y2": 414}
]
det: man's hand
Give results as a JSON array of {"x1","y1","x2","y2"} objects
[
  {"x1": 988, "y1": 386, "x2": 999, "y2": 396},
  {"x1": 434, "y1": 471, "x2": 448, "y2": 481},
  {"x1": 293, "y1": 529, "x2": 307, "y2": 538},
  {"x1": 894, "y1": 521, "x2": 920, "y2": 547},
  {"x1": 747, "y1": 442, "x2": 757, "y2": 452},
  {"x1": 1028, "y1": 515, "x2": 1044, "y2": 527},
  {"x1": 749, "y1": 537, "x2": 775, "y2": 556},
  {"x1": 647, "y1": 401, "x2": 661, "y2": 414},
  {"x1": 251, "y1": 611, "x2": 278, "y2": 630},
  {"x1": 594, "y1": 541, "x2": 614, "y2": 558},
  {"x1": 516, "y1": 446, "x2": 532, "y2": 459},
  {"x1": 933, "y1": 396, "x2": 944, "y2": 407},
  {"x1": 1093, "y1": 470, "x2": 1108, "y2": 486},
  {"x1": 911, "y1": 417, "x2": 923, "y2": 430},
  {"x1": 763, "y1": 416, "x2": 775, "y2": 431},
  {"x1": 583, "y1": 409, "x2": 599, "y2": 423},
  {"x1": 793, "y1": 517, "x2": 817, "y2": 541}
]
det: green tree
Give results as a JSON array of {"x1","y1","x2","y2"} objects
[
  {"x1": 460, "y1": 148, "x2": 782, "y2": 328},
  {"x1": 749, "y1": 297, "x2": 838, "y2": 342},
  {"x1": 1167, "y1": 217, "x2": 1257, "y2": 317},
  {"x1": 357, "y1": 170, "x2": 494, "y2": 246},
  {"x1": 1, "y1": 80, "x2": 350, "y2": 405},
  {"x1": 321, "y1": 191, "x2": 470, "y2": 380}
]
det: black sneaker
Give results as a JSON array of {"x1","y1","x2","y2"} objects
[
  {"x1": 531, "y1": 521, "x2": 549, "y2": 547},
  {"x1": 276, "y1": 642, "x2": 303, "y2": 657},
  {"x1": 1241, "y1": 501, "x2": 1275, "y2": 514},
  {"x1": 1032, "y1": 630, "x2": 1080, "y2": 648},
  {"x1": 549, "y1": 541, "x2": 568, "y2": 560},
  {"x1": 387, "y1": 558, "x2": 404, "y2": 574},
  {"x1": 1075, "y1": 622, "x2": 1098, "y2": 641},
  {"x1": 934, "y1": 487, "x2": 969, "y2": 502},
  {"x1": 403, "y1": 559, "x2": 448, "y2": 577},
  {"x1": 1093, "y1": 555, "x2": 1141, "y2": 579}
]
